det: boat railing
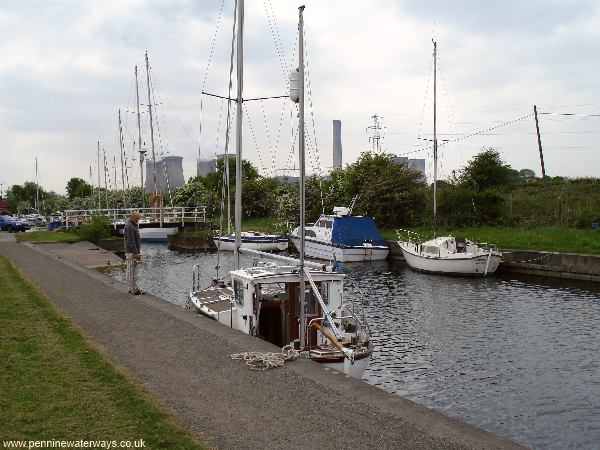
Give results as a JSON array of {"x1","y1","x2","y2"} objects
[
  {"x1": 345, "y1": 283, "x2": 372, "y2": 337},
  {"x1": 62, "y1": 206, "x2": 207, "y2": 230},
  {"x1": 475, "y1": 241, "x2": 500, "y2": 250},
  {"x1": 396, "y1": 228, "x2": 425, "y2": 244}
]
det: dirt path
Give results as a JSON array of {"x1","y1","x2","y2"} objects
[{"x1": 0, "y1": 241, "x2": 524, "y2": 450}]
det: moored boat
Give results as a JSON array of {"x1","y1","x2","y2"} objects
[
  {"x1": 290, "y1": 207, "x2": 389, "y2": 262},
  {"x1": 189, "y1": 3, "x2": 373, "y2": 378},
  {"x1": 398, "y1": 231, "x2": 502, "y2": 276},
  {"x1": 214, "y1": 231, "x2": 288, "y2": 252}
]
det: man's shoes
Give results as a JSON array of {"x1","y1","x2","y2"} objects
[{"x1": 129, "y1": 289, "x2": 145, "y2": 296}]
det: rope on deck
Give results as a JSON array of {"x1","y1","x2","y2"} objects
[{"x1": 231, "y1": 345, "x2": 299, "y2": 370}]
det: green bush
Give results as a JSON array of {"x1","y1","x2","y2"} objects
[{"x1": 77, "y1": 213, "x2": 111, "y2": 243}]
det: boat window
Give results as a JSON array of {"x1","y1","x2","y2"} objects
[
  {"x1": 295, "y1": 287, "x2": 316, "y2": 316},
  {"x1": 422, "y1": 245, "x2": 439, "y2": 255},
  {"x1": 305, "y1": 230, "x2": 316, "y2": 238},
  {"x1": 325, "y1": 221, "x2": 332, "y2": 229},
  {"x1": 234, "y1": 279, "x2": 244, "y2": 306}
]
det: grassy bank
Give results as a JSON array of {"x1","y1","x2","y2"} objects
[
  {"x1": 15, "y1": 230, "x2": 81, "y2": 243},
  {"x1": 382, "y1": 226, "x2": 600, "y2": 255},
  {"x1": 0, "y1": 253, "x2": 206, "y2": 448}
]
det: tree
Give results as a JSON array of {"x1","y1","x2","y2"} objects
[
  {"x1": 459, "y1": 148, "x2": 514, "y2": 192},
  {"x1": 337, "y1": 152, "x2": 427, "y2": 227},
  {"x1": 518, "y1": 168, "x2": 537, "y2": 183},
  {"x1": 66, "y1": 178, "x2": 92, "y2": 199},
  {"x1": 6, "y1": 182, "x2": 46, "y2": 213}
]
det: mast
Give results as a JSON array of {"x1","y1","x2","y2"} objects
[
  {"x1": 135, "y1": 65, "x2": 146, "y2": 208},
  {"x1": 118, "y1": 109, "x2": 125, "y2": 191},
  {"x1": 432, "y1": 40, "x2": 438, "y2": 236},
  {"x1": 35, "y1": 156, "x2": 40, "y2": 213},
  {"x1": 103, "y1": 149, "x2": 108, "y2": 209},
  {"x1": 145, "y1": 52, "x2": 158, "y2": 195},
  {"x1": 298, "y1": 5, "x2": 306, "y2": 350},
  {"x1": 97, "y1": 141, "x2": 101, "y2": 210},
  {"x1": 234, "y1": 0, "x2": 244, "y2": 268},
  {"x1": 113, "y1": 156, "x2": 118, "y2": 192}
]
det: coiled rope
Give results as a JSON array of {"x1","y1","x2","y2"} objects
[{"x1": 230, "y1": 345, "x2": 299, "y2": 370}]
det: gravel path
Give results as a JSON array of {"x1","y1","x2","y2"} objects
[{"x1": 0, "y1": 241, "x2": 524, "y2": 450}]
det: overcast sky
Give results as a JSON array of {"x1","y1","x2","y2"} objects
[{"x1": 1, "y1": 0, "x2": 599, "y2": 195}]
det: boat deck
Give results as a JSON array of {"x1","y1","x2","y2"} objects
[{"x1": 193, "y1": 285, "x2": 233, "y2": 312}]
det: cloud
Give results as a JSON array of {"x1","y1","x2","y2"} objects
[{"x1": 1, "y1": 0, "x2": 599, "y2": 195}]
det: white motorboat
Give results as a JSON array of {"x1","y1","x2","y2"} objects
[
  {"x1": 290, "y1": 207, "x2": 389, "y2": 262},
  {"x1": 398, "y1": 232, "x2": 502, "y2": 276},
  {"x1": 214, "y1": 231, "x2": 288, "y2": 252},
  {"x1": 189, "y1": 4, "x2": 372, "y2": 378}
]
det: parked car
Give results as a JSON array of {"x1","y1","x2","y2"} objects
[{"x1": 0, "y1": 214, "x2": 30, "y2": 232}]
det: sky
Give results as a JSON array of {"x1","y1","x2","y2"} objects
[{"x1": 1, "y1": 0, "x2": 599, "y2": 195}]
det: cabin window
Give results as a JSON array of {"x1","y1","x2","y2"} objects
[
  {"x1": 325, "y1": 221, "x2": 332, "y2": 229},
  {"x1": 295, "y1": 287, "x2": 316, "y2": 316},
  {"x1": 234, "y1": 279, "x2": 244, "y2": 306}
]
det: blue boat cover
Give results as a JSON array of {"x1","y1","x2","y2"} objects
[{"x1": 331, "y1": 216, "x2": 387, "y2": 247}]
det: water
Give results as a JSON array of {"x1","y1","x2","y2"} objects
[{"x1": 110, "y1": 244, "x2": 600, "y2": 449}]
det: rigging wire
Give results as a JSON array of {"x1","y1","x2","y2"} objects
[
  {"x1": 244, "y1": 109, "x2": 266, "y2": 172},
  {"x1": 198, "y1": 0, "x2": 227, "y2": 162}
]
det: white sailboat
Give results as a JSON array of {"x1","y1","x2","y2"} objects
[
  {"x1": 398, "y1": 41, "x2": 502, "y2": 276},
  {"x1": 189, "y1": 4, "x2": 372, "y2": 378},
  {"x1": 134, "y1": 54, "x2": 177, "y2": 242}
]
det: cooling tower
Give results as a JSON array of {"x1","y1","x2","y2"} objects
[
  {"x1": 145, "y1": 156, "x2": 185, "y2": 193},
  {"x1": 332, "y1": 120, "x2": 342, "y2": 170}
]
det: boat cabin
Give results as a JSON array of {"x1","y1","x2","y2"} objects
[{"x1": 229, "y1": 265, "x2": 348, "y2": 349}]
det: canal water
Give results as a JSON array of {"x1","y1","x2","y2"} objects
[{"x1": 110, "y1": 243, "x2": 600, "y2": 449}]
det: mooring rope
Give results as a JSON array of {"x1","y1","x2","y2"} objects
[{"x1": 230, "y1": 345, "x2": 299, "y2": 370}]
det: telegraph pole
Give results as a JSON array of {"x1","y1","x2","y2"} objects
[{"x1": 533, "y1": 105, "x2": 546, "y2": 183}]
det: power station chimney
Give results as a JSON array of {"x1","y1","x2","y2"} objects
[{"x1": 332, "y1": 119, "x2": 342, "y2": 170}]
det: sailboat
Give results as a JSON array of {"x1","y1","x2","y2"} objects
[
  {"x1": 189, "y1": 3, "x2": 372, "y2": 378},
  {"x1": 398, "y1": 41, "x2": 502, "y2": 276}
]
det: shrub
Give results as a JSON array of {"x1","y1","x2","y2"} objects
[{"x1": 77, "y1": 213, "x2": 111, "y2": 243}]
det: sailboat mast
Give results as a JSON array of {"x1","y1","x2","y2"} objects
[
  {"x1": 118, "y1": 109, "x2": 125, "y2": 191},
  {"x1": 234, "y1": 0, "x2": 244, "y2": 268},
  {"x1": 298, "y1": 5, "x2": 306, "y2": 350},
  {"x1": 135, "y1": 65, "x2": 145, "y2": 208},
  {"x1": 432, "y1": 40, "x2": 438, "y2": 236},
  {"x1": 97, "y1": 141, "x2": 101, "y2": 210},
  {"x1": 35, "y1": 156, "x2": 40, "y2": 213},
  {"x1": 103, "y1": 149, "x2": 108, "y2": 208},
  {"x1": 145, "y1": 52, "x2": 158, "y2": 194}
]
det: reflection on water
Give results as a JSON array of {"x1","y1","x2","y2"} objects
[{"x1": 109, "y1": 244, "x2": 600, "y2": 449}]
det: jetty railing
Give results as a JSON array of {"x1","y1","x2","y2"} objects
[{"x1": 62, "y1": 206, "x2": 206, "y2": 230}]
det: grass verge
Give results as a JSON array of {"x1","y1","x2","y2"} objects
[
  {"x1": 15, "y1": 230, "x2": 81, "y2": 243},
  {"x1": 0, "y1": 253, "x2": 206, "y2": 448},
  {"x1": 382, "y1": 226, "x2": 600, "y2": 255}
]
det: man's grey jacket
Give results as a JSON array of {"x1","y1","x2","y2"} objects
[{"x1": 124, "y1": 219, "x2": 141, "y2": 254}]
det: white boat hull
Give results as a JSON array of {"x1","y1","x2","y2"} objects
[
  {"x1": 290, "y1": 236, "x2": 388, "y2": 262},
  {"x1": 214, "y1": 236, "x2": 288, "y2": 252},
  {"x1": 399, "y1": 242, "x2": 501, "y2": 276},
  {"x1": 139, "y1": 227, "x2": 178, "y2": 242}
]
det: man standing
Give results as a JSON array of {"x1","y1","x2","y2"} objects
[{"x1": 124, "y1": 211, "x2": 143, "y2": 295}]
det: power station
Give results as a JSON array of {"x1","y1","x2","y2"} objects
[{"x1": 145, "y1": 156, "x2": 185, "y2": 193}]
